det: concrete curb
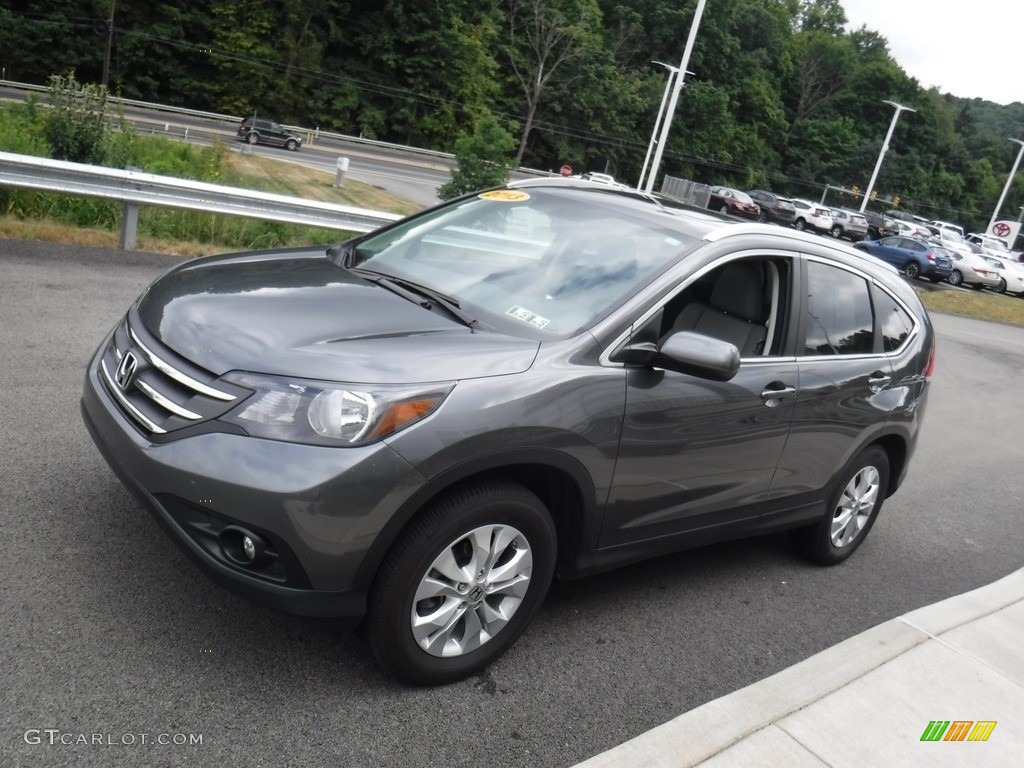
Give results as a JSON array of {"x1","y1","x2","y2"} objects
[{"x1": 573, "y1": 567, "x2": 1024, "y2": 767}]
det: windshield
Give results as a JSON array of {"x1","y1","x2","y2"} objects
[{"x1": 348, "y1": 187, "x2": 698, "y2": 339}]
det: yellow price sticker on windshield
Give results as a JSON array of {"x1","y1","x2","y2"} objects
[{"x1": 478, "y1": 190, "x2": 530, "y2": 202}]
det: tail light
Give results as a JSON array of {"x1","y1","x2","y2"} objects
[
  {"x1": 925, "y1": 251, "x2": 936, "y2": 262},
  {"x1": 924, "y1": 341, "x2": 936, "y2": 380}
]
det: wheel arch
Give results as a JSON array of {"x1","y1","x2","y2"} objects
[{"x1": 355, "y1": 449, "x2": 598, "y2": 592}]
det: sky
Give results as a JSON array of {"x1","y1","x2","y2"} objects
[{"x1": 840, "y1": 0, "x2": 1023, "y2": 106}]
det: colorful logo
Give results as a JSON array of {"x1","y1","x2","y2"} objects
[{"x1": 920, "y1": 721, "x2": 997, "y2": 742}]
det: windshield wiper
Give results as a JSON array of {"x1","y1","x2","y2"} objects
[{"x1": 352, "y1": 268, "x2": 481, "y2": 330}]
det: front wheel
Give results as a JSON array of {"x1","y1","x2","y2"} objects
[
  {"x1": 830, "y1": 225, "x2": 842, "y2": 238},
  {"x1": 904, "y1": 262, "x2": 921, "y2": 279},
  {"x1": 719, "y1": 205, "x2": 730, "y2": 214},
  {"x1": 285, "y1": 138, "x2": 299, "y2": 151},
  {"x1": 948, "y1": 270, "x2": 964, "y2": 286},
  {"x1": 792, "y1": 445, "x2": 890, "y2": 565},
  {"x1": 366, "y1": 481, "x2": 556, "y2": 685},
  {"x1": 795, "y1": 219, "x2": 806, "y2": 231}
]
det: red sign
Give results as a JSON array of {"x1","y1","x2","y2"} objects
[
  {"x1": 993, "y1": 222, "x2": 1011, "y2": 238},
  {"x1": 559, "y1": 164, "x2": 572, "y2": 177}
]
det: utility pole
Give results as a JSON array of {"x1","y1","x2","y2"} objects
[{"x1": 102, "y1": 0, "x2": 117, "y2": 90}]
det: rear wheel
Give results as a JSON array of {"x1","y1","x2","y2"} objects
[
  {"x1": 795, "y1": 219, "x2": 807, "y2": 231},
  {"x1": 793, "y1": 446, "x2": 889, "y2": 565},
  {"x1": 904, "y1": 262, "x2": 920, "y2": 279},
  {"x1": 366, "y1": 481, "x2": 556, "y2": 685},
  {"x1": 247, "y1": 132, "x2": 259, "y2": 145},
  {"x1": 996, "y1": 277, "x2": 1007, "y2": 293}
]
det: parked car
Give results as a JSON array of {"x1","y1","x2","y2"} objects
[
  {"x1": 981, "y1": 255, "x2": 1024, "y2": 295},
  {"x1": 928, "y1": 220, "x2": 965, "y2": 237},
  {"x1": 237, "y1": 117, "x2": 303, "y2": 150},
  {"x1": 929, "y1": 227, "x2": 973, "y2": 259},
  {"x1": 860, "y1": 210, "x2": 897, "y2": 240},
  {"x1": 829, "y1": 209, "x2": 869, "y2": 241},
  {"x1": 746, "y1": 190, "x2": 796, "y2": 225},
  {"x1": 791, "y1": 198, "x2": 834, "y2": 233},
  {"x1": 854, "y1": 236, "x2": 954, "y2": 281},
  {"x1": 81, "y1": 178, "x2": 935, "y2": 685},
  {"x1": 893, "y1": 219, "x2": 932, "y2": 239},
  {"x1": 966, "y1": 232, "x2": 1013, "y2": 259},
  {"x1": 707, "y1": 186, "x2": 761, "y2": 220},
  {"x1": 943, "y1": 248, "x2": 1002, "y2": 289}
]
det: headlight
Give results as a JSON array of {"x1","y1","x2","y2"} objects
[{"x1": 220, "y1": 372, "x2": 453, "y2": 446}]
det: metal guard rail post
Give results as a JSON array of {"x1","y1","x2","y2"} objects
[{"x1": 0, "y1": 150, "x2": 402, "y2": 250}]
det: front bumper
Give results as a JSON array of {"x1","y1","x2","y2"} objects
[{"x1": 81, "y1": 340, "x2": 426, "y2": 618}]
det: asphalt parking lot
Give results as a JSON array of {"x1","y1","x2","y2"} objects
[{"x1": 1, "y1": 238, "x2": 1022, "y2": 768}]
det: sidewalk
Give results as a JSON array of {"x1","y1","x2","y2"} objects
[{"x1": 574, "y1": 567, "x2": 1024, "y2": 767}]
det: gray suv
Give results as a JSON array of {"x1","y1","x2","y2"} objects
[
  {"x1": 237, "y1": 116, "x2": 302, "y2": 150},
  {"x1": 81, "y1": 180, "x2": 934, "y2": 684}
]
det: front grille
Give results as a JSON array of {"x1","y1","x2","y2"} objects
[{"x1": 100, "y1": 315, "x2": 245, "y2": 436}]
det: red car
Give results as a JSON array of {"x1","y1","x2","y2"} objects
[{"x1": 707, "y1": 186, "x2": 761, "y2": 221}]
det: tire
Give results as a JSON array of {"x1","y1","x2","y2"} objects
[
  {"x1": 792, "y1": 445, "x2": 890, "y2": 566},
  {"x1": 247, "y1": 132, "x2": 259, "y2": 145},
  {"x1": 904, "y1": 262, "x2": 920, "y2": 279},
  {"x1": 285, "y1": 138, "x2": 299, "y2": 151},
  {"x1": 830, "y1": 225, "x2": 842, "y2": 238},
  {"x1": 795, "y1": 219, "x2": 806, "y2": 231},
  {"x1": 996, "y1": 277, "x2": 1006, "y2": 293},
  {"x1": 757, "y1": 208, "x2": 768, "y2": 223},
  {"x1": 366, "y1": 481, "x2": 556, "y2": 685},
  {"x1": 948, "y1": 270, "x2": 963, "y2": 286},
  {"x1": 719, "y1": 205, "x2": 730, "y2": 214}
]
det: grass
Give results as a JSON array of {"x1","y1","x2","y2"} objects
[{"x1": 915, "y1": 284, "x2": 1024, "y2": 327}]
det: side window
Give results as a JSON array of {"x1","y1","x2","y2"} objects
[
  {"x1": 873, "y1": 288, "x2": 914, "y2": 352},
  {"x1": 804, "y1": 261, "x2": 873, "y2": 356},
  {"x1": 657, "y1": 257, "x2": 791, "y2": 357}
]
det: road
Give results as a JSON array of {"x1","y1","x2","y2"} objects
[{"x1": 1, "y1": 239, "x2": 1021, "y2": 768}]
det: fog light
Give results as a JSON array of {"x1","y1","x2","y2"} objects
[{"x1": 220, "y1": 526, "x2": 273, "y2": 568}]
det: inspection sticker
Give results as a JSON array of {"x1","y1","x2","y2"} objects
[
  {"x1": 479, "y1": 190, "x2": 530, "y2": 202},
  {"x1": 506, "y1": 305, "x2": 550, "y2": 328}
]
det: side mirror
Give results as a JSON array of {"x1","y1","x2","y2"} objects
[{"x1": 656, "y1": 331, "x2": 740, "y2": 381}]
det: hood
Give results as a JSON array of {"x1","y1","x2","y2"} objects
[{"x1": 135, "y1": 250, "x2": 539, "y2": 383}]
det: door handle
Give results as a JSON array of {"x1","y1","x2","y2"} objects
[
  {"x1": 868, "y1": 374, "x2": 891, "y2": 393},
  {"x1": 760, "y1": 383, "x2": 797, "y2": 407}
]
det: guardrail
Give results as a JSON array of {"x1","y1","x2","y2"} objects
[{"x1": 0, "y1": 150, "x2": 403, "y2": 250}]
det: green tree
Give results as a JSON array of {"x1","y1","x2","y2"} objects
[
  {"x1": 45, "y1": 72, "x2": 109, "y2": 164},
  {"x1": 438, "y1": 113, "x2": 517, "y2": 199}
]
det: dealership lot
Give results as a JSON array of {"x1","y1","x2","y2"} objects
[{"x1": 1, "y1": 238, "x2": 1022, "y2": 768}]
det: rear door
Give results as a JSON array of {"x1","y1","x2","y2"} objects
[{"x1": 763, "y1": 256, "x2": 905, "y2": 521}]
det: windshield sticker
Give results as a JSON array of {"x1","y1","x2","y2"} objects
[
  {"x1": 506, "y1": 305, "x2": 550, "y2": 328},
  {"x1": 479, "y1": 190, "x2": 530, "y2": 202}
]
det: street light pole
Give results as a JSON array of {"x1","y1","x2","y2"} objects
[
  {"x1": 644, "y1": 0, "x2": 707, "y2": 194},
  {"x1": 987, "y1": 138, "x2": 1024, "y2": 231},
  {"x1": 102, "y1": 0, "x2": 117, "y2": 90},
  {"x1": 636, "y1": 62, "x2": 678, "y2": 190},
  {"x1": 859, "y1": 100, "x2": 915, "y2": 213}
]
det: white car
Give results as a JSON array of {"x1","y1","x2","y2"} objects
[
  {"x1": 791, "y1": 199, "x2": 833, "y2": 234},
  {"x1": 929, "y1": 220, "x2": 965, "y2": 237},
  {"x1": 894, "y1": 219, "x2": 932, "y2": 239},
  {"x1": 966, "y1": 233, "x2": 1013, "y2": 259},
  {"x1": 930, "y1": 228, "x2": 974, "y2": 259},
  {"x1": 943, "y1": 248, "x2": 1001, "y2": 289},
  {"x1": 982, "y1": 256, "x2": 1024, "y2": 295}
]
